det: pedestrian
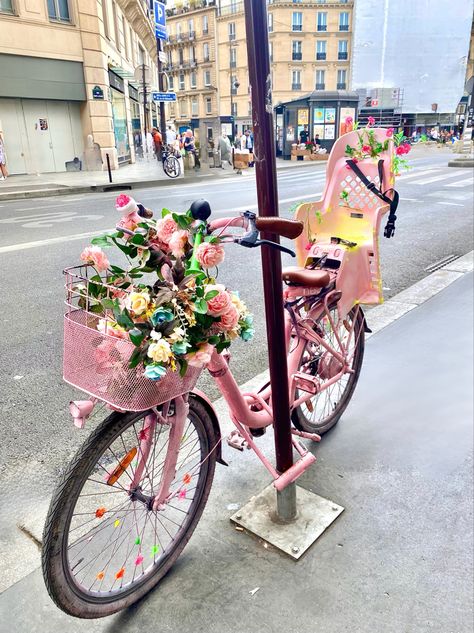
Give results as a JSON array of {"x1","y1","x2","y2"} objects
[
  {"x1": 166, "y1": 125, "x2": 176, "y2": 145},
  {"x1": 152, "y1": 127, "x2": 162, "y2": 160},
  {"x1": 218, "y1": 133, "x2": 232, "y2": 166},
  {"x1": 0, "y1": 126, "x2": 8, "y2": 181},
  {"x1": 183, "y1": 129, "x2": 200, "y2": 169},
  {"x1": 299, "y1": 125, "x2": 309, "y2": 144},
  {"x1": 313, "y1": 134, "x2": 321, "y2": 148}
]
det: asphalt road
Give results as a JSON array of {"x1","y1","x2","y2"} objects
[{"x1": 0, "y1": 146, "x2": 472, "y2": 591}]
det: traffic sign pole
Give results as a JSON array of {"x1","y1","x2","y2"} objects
[{"x1": 153, "y1": 1, "x2": 168, "y2": 140}]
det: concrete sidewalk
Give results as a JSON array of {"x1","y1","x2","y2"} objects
[
  {"x1": 1, "y1": 266, "x2": 472, "y2": 633},
  {"x1": 0, "y1": 156, "x2": 325, "y2": 202}
]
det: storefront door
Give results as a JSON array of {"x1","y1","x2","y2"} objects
[
  {"x1": 111, "y1": 88, "x2": 130, "y2": 164},
  {"x1": 22, "y1": 100, "x2": 56, "y2": 173}
]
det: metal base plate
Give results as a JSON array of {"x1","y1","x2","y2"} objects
[{"x1": 230, "y1": 484, "x2": 344, "y2": 560}]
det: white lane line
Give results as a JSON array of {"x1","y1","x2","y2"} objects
[
  {"x1": 0, "y1": 193, "x2": 323, "y2": 254},
  {"x1": 437, "y1": 201, "x2": 464, "y2": 207},
  {"x1": 400, "y1": 197, "x2": 419, "y2": 202},
  {"x1": 444, "y1": 177, "x2": 473, "y2": 188},
  {"x1": 411, "y1": 171, "x2": 465, "y2": 185},
  {"x1": 397, "y1": 169, "x2": 438, "y2": 180}
]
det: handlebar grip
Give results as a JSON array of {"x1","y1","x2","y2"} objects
[{"x1": 255, "y1": 217, "x2": 303, "y2": 240}]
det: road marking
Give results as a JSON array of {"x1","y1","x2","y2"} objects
[
  {"x1": 444, "y1": 177, "x2": 473, "y2": 188},
  {"x1": 0, "y1": 211, "x2": 103, "y2": 228},
  {"x1": 0, "y1": 230, "x2": 114, "y2": 254},
  {"x1": 411, "y1": 171, "x2": 465, "y2": 185},
  {"x1": 437, "y1": 201, "x2": 464, "y2": 207},
  {"x1": 397, "y1": 169, "x2": 438, "y2": 180},
  {"x1": 400, "y1": 197, "x2": 419, "y2": 202}
]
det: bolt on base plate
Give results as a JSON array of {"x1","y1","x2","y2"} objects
[{"x1": 230, "y1": 483, "x2": 344, "y2": 560}]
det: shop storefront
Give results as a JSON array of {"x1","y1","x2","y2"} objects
[
  {"x1": 108, "y1": 70, "x2": 130, "y2": 164},
  {"x1": 277, "y1": 90, "x2": 359, "y2": 159},
  {"x1": 128, "y1": 84, "x2": 142, "y2": 158}
]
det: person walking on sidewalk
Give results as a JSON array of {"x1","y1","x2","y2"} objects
[
  {"x1": 166, "y1": 125, "x2": 176, "y2": 145},
  {"x1": 152, "y1": 127, "x2": 162, "y2": 161},
  {"x1": 0, "y1": 127, "x2": 8, "y2": 181},
  {"x1": 183, "y1": 129, "x2": 200, "y2": 169}
]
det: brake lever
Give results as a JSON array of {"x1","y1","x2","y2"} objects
[{"x1": 256, "y1": 239, "x2": 296, "y2": 257}]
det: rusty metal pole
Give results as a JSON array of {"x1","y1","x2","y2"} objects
[{"x1": 243, "y1": 0, "x2": 296, "y2": 521}]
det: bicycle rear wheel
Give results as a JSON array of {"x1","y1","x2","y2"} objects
[
  {"x1": 163, "y1": 155, "x2": 181, "y2": 179},
  {"x1": 292, "y1": 305, "x2": 365, "y2": 435},
  {"x1": 42, "y1": 398, "x2": 216, "y2": 619}
]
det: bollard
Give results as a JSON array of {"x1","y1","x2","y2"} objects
[{"x1": 106, "y1": 153, "x2": 113, "y2": 183}]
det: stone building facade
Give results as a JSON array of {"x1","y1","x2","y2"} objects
[{"x1": 0, "y1": 0, "x2": 159, "y2": 174}]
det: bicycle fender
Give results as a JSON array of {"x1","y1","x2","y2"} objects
[{"x1": 189, "y1": 390, "x2": 228, "y2": 466}]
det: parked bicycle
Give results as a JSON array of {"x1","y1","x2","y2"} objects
[
  {"x1": 162, "y1": 143, "x2": 181, "y2": 179},
  {"x1": 42, "y1": 127, "x2": 401, "y2": 618}
]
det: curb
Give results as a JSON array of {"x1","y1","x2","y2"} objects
[{"x1": 448, "y1": 158, "x2": 474, "y2": 168}]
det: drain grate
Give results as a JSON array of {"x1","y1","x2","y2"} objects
[{"x1": 424, "y1": 254, "x2": 459, "y2": 273}]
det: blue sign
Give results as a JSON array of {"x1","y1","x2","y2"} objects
[
  {"x1": 153, "y1": 1, "x2": 167, "y2": 40},
  {"x1": 152, "y1": 92, "x2": 177, "y2": 102}
]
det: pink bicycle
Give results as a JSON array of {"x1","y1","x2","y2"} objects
[{"x1": 42, "y1": 128, "x2": 399, "y2": 618}]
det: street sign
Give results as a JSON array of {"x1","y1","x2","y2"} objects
[
  {"x1": 153, "y1": 1, "x2": 167, "y2": 41},
  {"x1": 158, "y1": 51, "x2": 168, "y2": 64},
  {"x1": 152, "y1": 92, "x2": 177, "y2": 102}
]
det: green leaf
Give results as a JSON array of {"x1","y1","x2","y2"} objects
[
  {"x1": 130, "y1": 233, "x2": 146, "y2": 245},
  {"x1": 162, "y1": 208, "x2": 171, "y2": 217},
  {"x1": 204, "y1": 290, "x2": 219, "y2": 300},
  {"x1": 216, "y1": 340, "x2": 231, "y2": 354},
  {"x1": 179, "y1": 359, "x2": 188, "y2": 377},
  {"x1": 194, "y1": 298, "x2": 208, "y2": 314},
  {"x1": 128, "y1": 347, "x2": 143, "y2": 369},
  {"x1": 113, "y1": 305, "x2": 134, "y2": 330},
  {"x1": 196, "y1": 286, "x2": 204, "y2": 298},
  {"x1": 129, "y1": 328, "x2": 146, "y2": 347},
  {"x1": 90, "y1": 236, "x2": 111, "y2": 248},
  {"x1": 208, "y1": 335, "x2": 220, "y2": 345},
  {"x1": 110, "y1": 265, "x2": 126, "y2": 274},
  {"x1": 101, "y1": 298, "x2": 116, "y2": 310}
]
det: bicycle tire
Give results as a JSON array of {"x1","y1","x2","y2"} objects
[
  {"x1": 163, "y1": 155, "x2": 181, "y2": 179},
  {"x1": 292, "y1": 306, "x2": 365, "y2": 435},
  {"x1": 42, "y1": 398, "x2": 216, "y2": 619}
]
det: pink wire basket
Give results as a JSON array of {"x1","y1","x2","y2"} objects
[{"x1": 63, "y1": 266, "x2": 201, "y2": 412}]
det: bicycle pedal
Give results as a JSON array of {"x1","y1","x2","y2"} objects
[
  {"x1": 292, "y1": 372, "x2": 320, "y2": 395},
  {"x1": 227, "y1": 430, "x2": 249, "y2": 451}
]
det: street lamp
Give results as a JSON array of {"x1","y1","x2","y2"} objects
[{"x1": 230, "y1": 77, "x2": 240, "y2": 139}]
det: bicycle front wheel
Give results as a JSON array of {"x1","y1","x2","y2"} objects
[
  {"x1": 163, "y1": 155, "x2": 181, "y2": 178},
  {"x1": 42, "y1": 398, "x2": 216, "y2": 619},
  {"x1": 292, "y1": 305, "x2": 365, "y2": 435}
]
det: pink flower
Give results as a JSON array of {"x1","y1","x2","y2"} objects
[
  {"x1": 217, "y1": 305, "x2": 239, "y2": 331},
  {"x1": 396, "y1": 144, "x2": 410, "y2": 155},
  {"x1": 195, "y1": 242, "x2": 225, "y2": 268},
  {"x1": 205, "y1": 285, "x2": 232, "y2": 316},
  {"x1": 118, "y1": 211, "x2": 142, "y2": 232},
  {"x1": 304, "y1": 243, "x2": 312, "y2": 251},
  {"x1": 97, "y1": 319, "x2": 128, "y2": 339},
  {"x1": 80, "y1": 246, "x2": 110, "y2": 272},
  {"x1": 115, "y1": 194, "x2": 138, "y2": 215},
  {"x1": 367, "y1": 116, "x2": 375, "y2": 127},
  {"x1": 362, "y1": 145, "x2": 371, "y2": 153},
  {"x1": 169, "y1": 229, "x2": 189, "y2": 258},
  {"x1": 186, "y1": 343, "x2": 214, "y2": 367},
  {"x1": 402, "y1": 142, "x2": 411, "y2": 154},
  {"x1": 155, "y1": 217, "x2": 178, "y2": 245},
  {"x1": 386, "y1": 127, "x2": 394, "y2": 138},
  {"x1": 95, "y1": 339, "x2": 114, "y2": 366}
]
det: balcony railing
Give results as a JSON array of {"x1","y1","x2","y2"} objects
[
  {"x1": 218, "y1": 2, "x2": 244, "y2": 16},
  {"x1": 292, "y1": 52, "x2": 303, "y2": 60},
  {"x1": 230, "y1": 59, "x2": 237, "y2": 67},
  {"x1": 316, "y1": 52, "x2": 326, "y2": 60},
  {"x1": 292, "y1": 24, "x2": 303, "y2": 31},
  {"x1": 315, "y1": 83, "x2": 325, "y2": 90},
  {"x1": 339, "y1": 24, "x2": 349, "y2": 31},
  {"x1": 338, "y1": 51, "x2": 348, "y2": 60},
  {"x1": 317, "y1": 24, "x2": 327, "y2": 31},
  {"x1": 291, "y1": 83, "x2": 302, "y2": 90},
  {"x1": 337, "y1": 82, "x2": 347, "y2": 89}
]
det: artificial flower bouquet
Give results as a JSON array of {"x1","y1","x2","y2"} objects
[{"x1": 72, "y1": 194, "x2": 254, "y2": 384}]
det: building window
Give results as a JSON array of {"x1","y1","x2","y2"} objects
[
  {"x1": 292, "y1": 40, "x2": 302, "y2": 61},
  {"x1": 191, "y1": 98, "x2": 198, "y2": 117},
  {"x1": 202, "y1": 14, "x2": 208, "y2": 34},
  {"x1": 0, "y1": 0, "x2": 14, "y2": 14},
  {"x1": 230, "y1": 47, "x2": 237, "y2": 68},
  {"x1": 179, "y1": 74, "x2": 185, "y2": 90},
  {"x1": 317, "y1": 12, "x2": 327, "y2": 31},
  {"x1": 129, "y1": 26, "x2": 135, "y2": 63},
  {"x1": 231, "y1": 75, "x2": 238, "y2": 95},
  {"x1": 268, "y1": 12, "x2": 273, "y2": 32},
  {"x1": 203, "y1": 42, "x2": 210, "y2": 62},
  {"x1": 123, "y1": 17, "x2": 130, "y2": 59},
  {"x1": 269, "y1": 41, "x2": 273, "y2": 62},
  {"x1": 206, "y1": 97, "x2": 212, "y2": 114},
  {"x1": 316, "y1": 40, "x2": 326, "y2": 60},
  {"x1": 231, "y1": 102, "x2": 237, "y2": 117},
  {"x1": 112, "y1": 2, "x2": 120, "y2": 48},
  {"x1": 315, "y1": 69, "x2": 325, "y2": 90},
  {"x1": 190, "y1": 46, "x2": 196, "y2": 63},
  {"x1": 168, "y1": 75, "x2": 174, "y2": 90},
  {"x1": 228, "y1": 22, "x2": 236, "y2": 41},
  {"x1": 338, "y1": 39, "x2": 348, "y2": 60},
  {"x1": 292, "y1": 12, "x2": 302, "y2": 31},
  {"x1": 291, "y1": 70, "x2": 301, "y2": 90},
  {"x1": 230, "y1": 0, "x2": 238, "y2": 13},
  {"x1": 177, "y1": 22, "x2": 182, "y2": 38},
  {"x1": 190, "y1": 72, "x2": 197, "y2": 88},
  {"x1": 292, "y1": 0, "x2": 303, "y2": 3},
  {"x1": 178, "y1": 48, "x2": 184, "y2": 65},
  {"x1": 204, "y1": 70, "x2": 211, "y2": 86},
  {"x1": 180, "y1": 99, "x2": 187, "y2": 116},
  {"x1": 339, "y1": 12, "x2": 349, "y2": 31},
  {"x1": 47, "y1": 0, "x2": 71, "y2": 22},
  {"x1": 337, "y1": 69, "x2": 347, "y2": 89},
  {"x1": 188, "y1": 19, "x2": 195, "y2": 37}
]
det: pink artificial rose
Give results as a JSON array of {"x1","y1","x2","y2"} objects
[
  {"x1": 169, "y1": 229, "x2": 189, "y2": 258},
  {"x1": 305, "y1": 243, "x2": 312, "y2": 251},
  {"x1": 155, "y1": 217, "x2": 178, "y2": 245},
  {"x1": 386, "y1": 127, "x2": 394, "y2": 138},
  {"x1": 80, "y1": 246, "x2": 110, "y2": 272},
  {"x1": 95, "y1": 339, "x2": 114, "y2": 366},
  {"x1": 362, "y1": 145, "x2": 371, "y2": 153},
  {"x1": 97, "y1": 319, "x2": 128, "y2": 339},
  {"x1": 195, "y1": 242, "x2": 225, "y2": 268},
  {"x1": 402, "y1": 142, "x2": 411, "y2": 154},
  {"x1": 367, "y1": 116, "x2": 375, "y2": 127},
  {"x1": 217, "y1": 305, "x2": 239, "y2": 331},
  {"x1": 118, "y1": 211, "x2": 142, "y2": 232},
  {"x1": 396, "y1": 145, "x2": 406, "y2": 155},
  {"x1": 115, "y1": 194, "x2": 138, "y2": 215},
  {"x1": 206, "y1": 284, "x2": 232, "y2": 316},
  {"x1": 186, "y1": 343, "x2": 214, "y2": 367}
]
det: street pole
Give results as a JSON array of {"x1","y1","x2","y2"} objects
[
  {"x1": 243, "y1": 0, "x2": 296, "y2": 521},
  {"x1": 230, "y1": 73, "x2": 234, "y2": 141},
  {"x1": 142, "y1": 63, "x2": 148, "y2": 138},
  {"x1": 157, "y1": 38, "x2": 167, "y2": 138}
]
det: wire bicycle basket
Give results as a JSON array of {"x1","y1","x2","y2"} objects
[{"x1": 63, "y1": 266, "x2": 201, "y2": 412}]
